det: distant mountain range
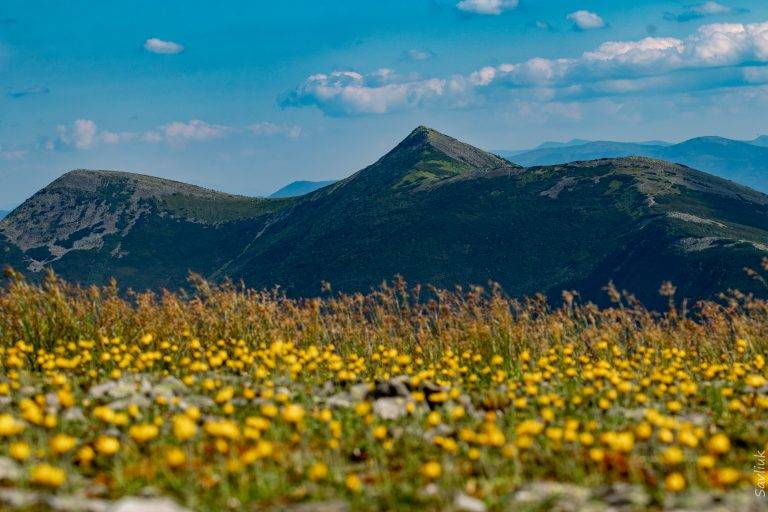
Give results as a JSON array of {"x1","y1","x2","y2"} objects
[
  {"x1": 498, "y1": 135, "x2": 768, "y2": 193},
  {"x1": 1, "y1": 126, "x2": 767, "y2": 307},
  {"x1": 269, "y1": 180, "x2": 337, "y2": 198},
  {"x1": 0, "y1": 211, "x2": 7, "y2": 220}
]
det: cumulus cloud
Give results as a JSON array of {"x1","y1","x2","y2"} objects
[
  {"x1": 56, "y1": 119, "x2": 98, "y2": 150},
  {"x1": 284, "y1": 20, "x2": 768, "y2": 116},
  {"x1": 281, "y1": 70, "x2": 472, "y2": 116},
  {"x1": 666, "y1": 2, "x2": 736, "y2": 23},
  {"x1": 456, "y1": 0, "x2": 518, "y2": 15},
  {"x1": 567, "y1": 10, "x2": 606, "y2": 31},
  {"x1": 143, "y1": 38, "x2": 184, "y2": 54},
  {"x1": 248, "y1": 122, "x2": 302, "y2": 139}
]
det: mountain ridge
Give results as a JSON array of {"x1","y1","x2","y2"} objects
[
  {"x1": 2, "y1": 126, "x2": 767, "y2": 306},
  {"x1": 503, "y1": 136, "x2": 768, "y2": 193}
]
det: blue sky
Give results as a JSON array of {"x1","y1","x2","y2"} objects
[{"x1": 1, "y1": 1, "x2": 768, "y2": 209}]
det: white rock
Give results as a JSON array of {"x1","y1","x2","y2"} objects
[{"x1": 454, "y1": 492, "x2": 487, "y2": 512}]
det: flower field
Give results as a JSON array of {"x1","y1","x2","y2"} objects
[{"x1": 0, "y1": 271, "x2": 766, "y2": 511}]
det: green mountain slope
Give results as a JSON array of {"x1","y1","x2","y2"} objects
[
  {"x1": 1, "y1": 128, "x2": 767, "y2": 307},
  {"x1": 220, "y1": 128, "x2": 768, "y2": 306},
  {"x1": 503, "y1": 137, "x2": 768, "y2": 193}
]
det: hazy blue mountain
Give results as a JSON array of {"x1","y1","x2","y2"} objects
[
  {"x1": 750, "y1": 135, "x2": 768, "y2": 147},
  {"x1": 504, "y1": 136, "x2": 768, "y2": 192},
  {"x1": 0, "y1": 211, "x2": 8, "y2": 220},
  {"x1": 2, "y1": 127, "x2": 767, "y2": 308},
  {"x1": 269, "y1": 180, "x2": 337, "y2": 198}
]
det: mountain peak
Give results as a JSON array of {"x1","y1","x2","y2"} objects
[
  {"x1": 390, "y1": 126, "x2": 516, "y2": 169},
  {"x1": 347, "y1": 126, "x2": 518, "y2": 190}
]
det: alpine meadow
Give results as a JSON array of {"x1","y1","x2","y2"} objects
[{"x1": 1, "y1": 2, "x2": 768, "y2": 511}]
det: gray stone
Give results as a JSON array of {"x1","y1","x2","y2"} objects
[
  {"x1": 0, "y1": 488, "x2": 38, "y2": 507},
  {"x1": 48, "y1": 495, "x2": 109, "y2": 512},
  {"x1": 108, "y1": 497, "x2": 191, "y2": 512},
  {"x1": 62, "y1": 407, "x2": 86, "y2": 422},
  {"x1": 0, "y1": 456, "x2": 22, "y2": 482},
  {"x1": 326, "y1": 392, "x2": 353, "y2": 408},
  {"x1": 372, "y1": 397, "x2": 409, "y2": 420},
  {"x1": 512, "y1": 482, "x2": 591, "y2": 512},
  {"x1": 89, "y1": 380, "x2": 135, "y2": 400},
  {"x1": 349, "y1": 383, "x2": 371, "y2": 402},
  {"x1": 454, "y1": 492, "x2": 487, "y2": 512}
]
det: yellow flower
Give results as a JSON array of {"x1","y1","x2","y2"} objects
[
  {"x1": 373, "y1": 425, "x2": 387, "y2": 440},
  {"x1": 420, "y1": 461, "x2": 442, "y2": 480},
  {"x1": 77, "y1": 446, "x2": 95, "y2": 465},
  {"x1": 165, "y1": 447, "x2": 186, "y2": 468},
  {"x1": 308, "y1": 462, "x2": 328, "y2": 481},
  {"x1": 589, "y1": 448, "x2": 605, "y2": 462},
  {"x1": 29, "y1": 464, "x2": 66, "y2": 488},
  {"x1": 215, "y1": 386, "x2": 234, "y2": 404},
  {"x1": 635, "y1": 422, "x2": 652, "y2": 440},
  {"x1": 666, "y1": 401, "x2": 682, "y2": 413},
  {"x1": 129, "y1": 423, "x2": 159, "y2": 444},
  {"x1": 660, "y1": 446, "x2": 684, "y2": 466},
  {"x1": 706, "y1": 434, "x2": 731, "y2": 455},
  {"x1": 697, "y1": 454, "x2": 715, "y2": 469},
  {"x1": 95, "y1": 436, "x2": 120, "y2": 456},
  {"x1": 204, "y1": 419, "x2": 240, "y2": 440},
  {"x1": 9, "y1": 442, "x2": 30, "y2": 461},
  {"x1": 345, "y1": 474, "x2": 362, "y2": 493},
  {"x1": 172, "y1": 415, "x2": 197, "y2": 441},
  {"x1": 715, "y1": 467, "x2": 740, "y2": 486},
  {"x1": 665, "y1": 472, "x2": 686, "y2": 492},
  {"x1": 0, "y1": 414, "x2": 25, "y2": 436},
  {"x1": 50, "y1": 434, "x2": 77, "y2": 454},
  {"x1": 515, "y1": 420, "x2": 544, "y2": 436},
  {"x1": 281, "y1": 404, "x2": 305, "y2": 424}
]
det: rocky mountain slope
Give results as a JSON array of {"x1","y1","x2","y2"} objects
[
  {"x1": 2, "y1": 127, "x2": 767, "y2": 306},
  {"x1": 0, "y1": 170, "x2": 291, "y2": 289}
]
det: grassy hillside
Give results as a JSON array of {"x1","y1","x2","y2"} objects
[{"x1": 224, "y1": 131, "x2": 768, "y2": 308}]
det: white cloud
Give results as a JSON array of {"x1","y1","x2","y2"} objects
[
  {"x1": 567, "y1": 10, "x2": 606, "y2": 31},
  {"x1": 52, "y1": 119, "x2": 233, "y2": 150},
  {"x1": 284, "y1": 21, "x2": 768, "y2": 116},
  {"x1": 56, "y1": 119, "x2": 98, "y2": 149},
  {"x1": 248, "y1": 122, "x2": 302, "y2": 139},
  {"x1": 281, "y1": 70, "x2": 465, "y2": 116},
  {"x1": 0, "y1": 146, "x2": 26, "y2": 160},
  {"x1": 405, "y1": 49, "x2": 434, "y2": 61},
  {"x1": 456, "y1": 0, "x2": 518, "y2": 15},
  {"x1": 100, "y1": 131, "x2": 137, "y2": 145},
  {"x1": 161, "y1": 119, "x2": 229, "y2": 142},
  {"x1": 668, "y1": 2, "x2": 735, "y2": 22},
  {"x1": 143, "y1": 38, "x2": 184, "y2": 55},
  {"x1": 697, "y1": 1, "x2": 732, "y2": 15}
]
